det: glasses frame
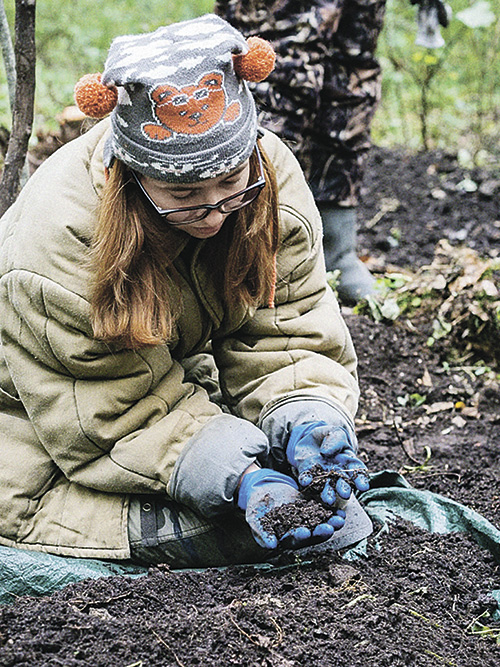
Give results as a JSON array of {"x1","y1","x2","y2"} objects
[{"x1": 130, "y1": 145, "x2": 266, "y2": 225}]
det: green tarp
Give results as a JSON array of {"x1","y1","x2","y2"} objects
[
  {"x1": 0, "y1": 546, "x2": 147, "y2": 604},
  {"x1": 1, "y1": 470, "x2": 499, "y2": 615}
]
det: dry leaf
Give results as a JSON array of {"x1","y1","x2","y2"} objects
[
  {"x1": 421, "y1": 368, "x2": 433, "y2": 387},
  {"x1": 460, "y1": 406, "x2": 481, "y2": 419},
  {"x1": 424, "y1": 401, "x2": 455, "y2": 414},
  {"x1": 481, "y1": 279, "x2": 498, "y2": 297},
  {"x1": 451, "y1": 415, "x2": 467, "y2": 428}
]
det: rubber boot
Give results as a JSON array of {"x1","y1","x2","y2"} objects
[{"x1": 318, "y1": 203, "x2": 375, "y2": 305}]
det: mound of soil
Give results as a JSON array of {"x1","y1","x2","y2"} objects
[
  {"x1": 358, "y1": 146, "x2": 500, "y2": 270},
  {"x1": 0, "y1": 144, "x2": 499, "y2": 666},
  {"x1": 0, "y1": 523, "x2": 498, "y2": 667}
]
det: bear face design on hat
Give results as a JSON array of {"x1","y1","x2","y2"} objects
[
  {"x1": 142, "y1": 71, "x2": 242, "y2": 141},
  {"x1": 74, "y1": 14, "x2": 275, "y2": 183}
]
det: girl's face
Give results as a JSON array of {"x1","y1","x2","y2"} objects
[{"x1": 138, "y1": 160, "x2": 251, "y2": 239}]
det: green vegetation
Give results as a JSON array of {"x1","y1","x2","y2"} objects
[
  {"x1": 0, "y1": 0, "x2": 499, "y2": 157},
  {"x1": 354, "y1": 240, "x2": 500, "y2": 368},
  {"x1": 0, "y1": 0, "x2": 213, "y2": 130},
  {"x1": 373, "y1": 0, "x2": 500, "y2": 159}
]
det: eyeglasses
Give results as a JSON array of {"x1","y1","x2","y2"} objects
[{"x1": 131, "y1": 146, "x2": 266, "y2": 225}]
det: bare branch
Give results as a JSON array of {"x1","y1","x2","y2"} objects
[
  {"x1": 0, "y1": 0, "x2": 36, "y2": 218},
  {"x1": 0, "y1": 0, "x2": 16, "y2": 110}
]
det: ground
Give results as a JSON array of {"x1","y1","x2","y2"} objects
[{"x1": 0, "y1": 140, "x2": 499, "y2": 666}]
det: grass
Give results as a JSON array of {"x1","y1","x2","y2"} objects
[{"x1": 1, "y1": 0, "x2": 213, "y2": 131}]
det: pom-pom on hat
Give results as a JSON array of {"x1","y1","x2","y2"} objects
[
  {"x1": 74, "y1": 14, "x2": 275, "y2": 182},
  {"x1": 74, "y1": 73, "x2": 118, "y2": 118}
]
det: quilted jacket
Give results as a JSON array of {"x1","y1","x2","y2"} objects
[{"x1": 0, "y1": 120, "x2": 358, "y2": 558}]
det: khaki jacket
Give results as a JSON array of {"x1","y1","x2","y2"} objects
[{"x1": 0, "y1": 120, "x2": 358, "y2": 558}]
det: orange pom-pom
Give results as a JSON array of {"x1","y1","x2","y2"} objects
[
  {"x1": 233, "y1": 37, "x2": 276, "y2": 83},
  {"x1": 74, "y1": 73, "x2": 118, "y2": 118}
]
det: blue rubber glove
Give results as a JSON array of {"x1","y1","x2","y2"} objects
[
  {"x1": 237, "y1": 468, "x2": 345, "y2": 550},
  {"x1": 286, "y1": 420, "x2": 370, "y2": 506}
]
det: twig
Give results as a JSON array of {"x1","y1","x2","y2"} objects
[
  {"x1": 227, "y1": 611, "x2": 263, "y2": 647},
  {"x1": 410, "y1": 471, "x2": 461, "y2": 481},
  {"x1": 393, "y1": 602, "x2": 442, "y2": 628},
  {"x1": 268, "y1": 616, "x2": 284, "y2": 646},
  {"x1": 392, "y1": 419, "x2": 427, "y2": 466},
  {"x1": 365, "y1": 197, "x2": 400, "y2": 229},
  {"x1": 68, "y1": 591, "x2": 132, "y2": 612},
  {"x1": 226, "y1": 610, "x2": 288, "y2": 657},
  {"x1": 151, "y1": 629, "x2": 186, "y2": 667},
  {"x1": 423, "y1": 650, "x2": 456, "y2": 666}
]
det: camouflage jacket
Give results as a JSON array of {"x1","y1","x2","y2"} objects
[{"x1": 215, "y1": 0, "x2": 386, "y2": 205}]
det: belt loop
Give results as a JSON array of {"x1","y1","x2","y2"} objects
[{"x1": 139, "y1": 496, "x2": 159, "y2": 547}]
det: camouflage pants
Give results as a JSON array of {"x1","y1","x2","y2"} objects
[
  {"x1": 215, "y1": 0, "x2": 386, "y2": 205},
  {"x1": 128, "y1": 495, "x2": 270, "y2": 568}
]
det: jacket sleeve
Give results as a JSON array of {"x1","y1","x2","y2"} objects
[
  {"x1": 212, "y1": 132, "x2": 359, "y2": 456},
  {"x1": 0, "y1": 269, "x2": 269, "y2": 507}
]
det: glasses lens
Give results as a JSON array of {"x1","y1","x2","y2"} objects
[
  {"x1": 220, "y1": 184, "x2": 263, "y2": 213},
  {"x1": 164, "y1": 208, "x2": 208, "y2": 224}
]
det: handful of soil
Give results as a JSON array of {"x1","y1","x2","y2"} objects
[
  {"x1": 260, "y1": 496, "x2": 335, "y2": 541},
  {"x1": 260, "y1": 465, "x2": 370, "y2": 541},
  {"x1": 300, "y1": 464, "x2": 368, "y2": 502}
]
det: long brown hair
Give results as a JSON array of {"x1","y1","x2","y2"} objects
[{"x1": 90, "y1": 142, "x2": 279, "y2": 349}]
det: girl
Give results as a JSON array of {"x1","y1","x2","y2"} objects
[{"x1": 0, "y1": 15, "x2": 369, "y2": 568}]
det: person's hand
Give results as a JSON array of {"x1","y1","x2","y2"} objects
[
  {"x1": 237, "y1": 468, "x2": 345, "y2": 550},
  {"x1": 286, "y1": 421, "x2": 370, "y2": 507}
]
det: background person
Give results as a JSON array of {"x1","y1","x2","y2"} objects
[{"x1": 215, "y1": 0, "x2": 450, "y2": 304}]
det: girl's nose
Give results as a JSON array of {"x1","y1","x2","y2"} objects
[{"x1": 203, "y1": 208, "x2": 226, "y2": 226}]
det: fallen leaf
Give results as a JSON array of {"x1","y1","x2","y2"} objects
[
  {"x1": 451, "y1": 415, "x2": 467, "y2": 428},
  {"x1": 457, "y1": 178, "x2": 478, "y2": 192},
  {"x1": 460, "y1": 406, "x2": 481, "y2": 419},
  {"x1": 431, "y1": 188, "x2": 447, "y2": 200},
  {"x1": 424, "y1": 401, "x2": 455, "y2": 414},
  {"x1": 421, "y1": 368, "x2": 433, "y2": 387},
  {"x1": 481, "y1": 279, "x2": 498, "y2": 297},
  {"x1": 429, "y1": 274, "x2": 447, "y2": 290},
  {"x1": 479, "y1": 179, "x2": 500, "y2": 197}
]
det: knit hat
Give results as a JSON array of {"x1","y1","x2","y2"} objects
[{"x1": 74, "y1": 14, "x2": 275, "y2": 182}]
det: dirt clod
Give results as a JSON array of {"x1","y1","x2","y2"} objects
[
  {"x1": 260, "y1": 496, "x2": 335, "y2": 539},
  {"x1": 301, "y1": 464, "x2": 367, "y2": 502}
]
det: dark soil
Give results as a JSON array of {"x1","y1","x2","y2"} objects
[
  {"x1": 0, "y1": 139, "x2": 499, "y2": 666},
  {"x1": 301, "y1": 465, "x2": 368, "y2": 502},
  {"x1": 358, "y1": 146, "x2": 500, "y2": 269},
  {"x1": 260, "y1": 496, "x2": 335, "y2": 540}
]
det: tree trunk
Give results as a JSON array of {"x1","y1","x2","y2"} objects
[{"x1": 0, "y1": 0, "x2": 36, "y2": 218}]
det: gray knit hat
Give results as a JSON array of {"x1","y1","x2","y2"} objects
[{"x1": 74, "y1": 14, "x2": 275, "y2": 182}]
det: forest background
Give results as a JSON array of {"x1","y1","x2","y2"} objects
[{"x1": 0, "y1": 0, "x2": 499, "y2": 165}]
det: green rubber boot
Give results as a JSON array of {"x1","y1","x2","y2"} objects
[{"x1": 318, "y1": 203, "x2": 375, "y2": 306}]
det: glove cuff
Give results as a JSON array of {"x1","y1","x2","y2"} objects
[
  {"x1": 167, "y1": 414, "x2": 270, "y2": 518},
  {"x1": 237, "y1": 468, "x2": 298, "y2": 511}
]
